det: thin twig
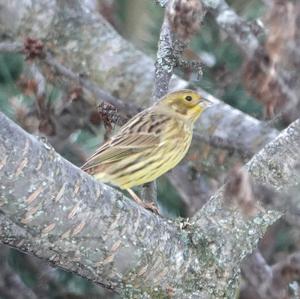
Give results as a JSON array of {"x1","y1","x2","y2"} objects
[
  {"x1": 242, "y1": 249, "x2": 300, "y2": 299},
  {"x1": 154, "y1": 14, "x2": 177, "y2": 99},
  {"x1": 147, "y1": 0, "x2": 207, "y2": 210},
  {"x1": 146, "y1": 0, "x2": 205, "y2": 210},
  {"x1": 0, "y1": 40, "x2": 139, "y2": 124},
  {"x1": 44, "y1": 52, "x2": 139, "y2": 120},
  {"x1": 202, "y1": 0, "x2": 299, "y2": 118},
  {"x1": 143, "y1": 8, "x2": 178, "y2": 206}
]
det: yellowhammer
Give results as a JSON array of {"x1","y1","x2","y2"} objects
[{"x1": 82, "y1": 89, "x2": 212, "y2": 211}]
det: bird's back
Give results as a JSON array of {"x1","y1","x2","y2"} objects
[{"x1": 81, "y1": 107, "x2": 193, "y2": 189}]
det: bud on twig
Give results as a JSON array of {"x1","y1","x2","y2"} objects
[
  {"x1": 167, "y1": 0, "x2": 204, "y2": 41},
  {"x1": 224, "y1": 165, "x2": 259, "y2": 217}
]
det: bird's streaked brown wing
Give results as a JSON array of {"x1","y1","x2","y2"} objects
[
  {"x1": 81, "y1": 132, "x2": 161, "y2": 172},
  {"x1": 81, "y1": 107, "x2": 175, "y2": 173}
]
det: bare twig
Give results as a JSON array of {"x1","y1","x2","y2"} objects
[
  {"x1": 154, "y1": 0, "x2": 204, "y2": 99},
  {"x1": 154, "y1": 14, "x2": 176, "y2": 99},
  {"x1": 242, "y1": 250, "x2": 300, "y2": 299},
  {"x1": 146, "y1": 0, "x2": 204, "y2": 210},
  {"x1": 202, "y1": 0, "x2": 299, "y2": 120},
  {"x1": 143, "y1": 6, "x2": 177, "y2": 208},
  {"x1": 0, "y1": 40, "x2": 138, "y2": 124},
  {"x1": 44, "y1": 52, "x2": 139, "y2": 120},
  {"x1": 201, "y1": 0, "x2": 259, "y2": 57}
]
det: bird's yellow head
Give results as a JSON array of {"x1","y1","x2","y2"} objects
[{"x1": 158, "y1": 89, "x2": 212, "y2": 123}]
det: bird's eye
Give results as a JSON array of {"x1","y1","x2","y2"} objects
[{"x1": 185, "y1": 96, "x2": 192, "y2": 102}]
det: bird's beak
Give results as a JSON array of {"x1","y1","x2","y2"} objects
[{"x1": 199, "y1": 97, "x2": 214, "y2": 109}]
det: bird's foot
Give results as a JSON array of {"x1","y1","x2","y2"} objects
[
  {"x1": 127, "y1": 189, "x2": 159, "y2": 214},
  {"x1": 143, "y1": 201, "x2": 159, "y2": 214}
]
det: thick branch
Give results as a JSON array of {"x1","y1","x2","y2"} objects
[
  {"x1": 1, "y1": 116, "x2": 299, "y2": 296},
  {"x1": 189, "y1": 118, "x2": 300, "y2": 296},
  {"x1": 0, "y1": 113, "x2": 194, "y2": 297},
  {"x1": 201, "y1": 0, "x2": 259, "y2": 57}
]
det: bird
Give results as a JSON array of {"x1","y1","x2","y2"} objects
[{"x1": 81, "y1": 89, "x2": 212, "y2": 212}]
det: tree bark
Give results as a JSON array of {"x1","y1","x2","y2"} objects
[
  {"x1": 1, "y1": 1, "x2": 300, "y2": 296},
  {"x1": 1, "y1": 114, "x2": 300, "y2": 297}
]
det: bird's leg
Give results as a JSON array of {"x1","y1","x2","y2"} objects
[
  {"x1": 127, "y1": 188, "x2": 159, "y2": 214},
  {"x1": 141, "y1": 181, "x2": 158, "y2": 211},
  {"x1": 127, "y1": 188, "x2": 143, "y2": 205}
]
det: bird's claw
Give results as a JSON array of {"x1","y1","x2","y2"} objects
[
  {"x1": 143, "y1": 202, "x2": 159, "y2": 214},
  {"x1": 127, "y1": 189, "x2": 159, "y2": 214}
]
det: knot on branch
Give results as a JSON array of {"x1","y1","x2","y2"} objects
[
  {"x1": 167, "y1": 0, "x2": 204, "y2": 41},
  {"x1": 224, "y1": 165, "x2": 286, "y2": 217},
  {"x1": 98, "y1": 102, "x2": 119, "y2": 132},
  {"x1": 243, "y1": 48, "x2": 287, "y2": 119},
  {"x1": 276, "y1": 253, "x2": 300, "y2": 285},
  {"x1": 23, "y1": 38, "x2": 45, "y2": 60},
  {"x1": 224, "y1": 165, "x2": 259, "y2": 217},
  {"x1": 68, "y1": 86, "x2": 84, "y2": 102}
]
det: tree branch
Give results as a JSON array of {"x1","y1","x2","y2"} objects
[
  {"x1": 242, "y1": 250, "x2": 300, "y2": 299},
  {"x1": 201, "y1": 0, "x2": 259, "y2": 57},
  {"x1": 1, "y1": 115, "x2": 299, "y2": 296},
  {"x1": 0, "y1": 39, "x2": 273, "y2": 213},
  {"x1": 0, "y1": 40, "x2": 138, "y2": 123},
  {"x1": 0, "y1": 112, "x2": 190, "y2": 297}
]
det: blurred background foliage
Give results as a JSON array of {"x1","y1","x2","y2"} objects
[{"x1": 0, "y1": 0, "x2": 289, "y2": 298}]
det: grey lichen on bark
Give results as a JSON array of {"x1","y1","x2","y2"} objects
[
  {"x1": 154, "y1": 15, "x2": 174, "y2": 99},
  {"x1": 1, "y1": 0, "x2": 299, "y2": 296},
  {"x1": 0, "y1": 113, "x2": 193, "y2": 297},
  {"x1": 189, "y1": 119, "x2": 300, "y2": 297},
  {"x1": 1, "y1": 113, "x2": 299, "y2": 297},
  {"x1": 247, "y1": 119, "x2": 300, "y2": 189},
  {"x1": 0, "y1": 112, "x2": 247, "y2": 298}
]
